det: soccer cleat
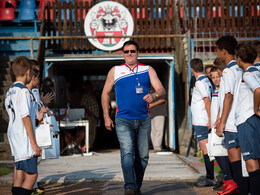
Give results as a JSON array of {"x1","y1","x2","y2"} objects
[
  {"x1": 31, "y1": 188, "x2": 44, "y2": 195},
  {"x1": 194, "y1": 178, "x2": 217, "y2": 187},
  {"x1": 217, "y1": 179, "x2": 237, "y2": 195},
  {"x1": 229, "y1": 188, "x2": 239, "y2": 194},
  {"x1": 36, "y1": 189, "x2": 44, "y2": 195}
]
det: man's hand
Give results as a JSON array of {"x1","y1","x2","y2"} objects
[
  {"x1": 143, "y1": 93, "x2": 155, "y2": 104},
  {"x1": 216, "y1": 122, "x2": 224, "y2": 137},
  {"x1": 32, "y1": 144, "x2": 42, "y2": 156},
  {"x1": 41, "y1": 92, "x2": 54, "y2": 107},
  {"x1": 104, "y1": 116, "x2": 114, "y2": 131}
]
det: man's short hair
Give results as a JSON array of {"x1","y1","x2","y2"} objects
[
  {"x1": 122, "y1": 40, "x2": 139, "y2": 51},
  {"x1": 213, "y1": 57, "x2": 226, "y2": 71},
  {"x1": 253, "y1": 40, "x2": 260, "y2": 58},
  {"x1": 190, "y1": 58, "x2": 203, "y2": 73},
  {"x1": 216, "y1": 35, "x2": 237, "y2": 55},
  {"x1": 235, "y1": 43, "x2": 257, "y2": 64},
  {"x1": 11, "y1": 56, "x2": 32, "y2": 79}
]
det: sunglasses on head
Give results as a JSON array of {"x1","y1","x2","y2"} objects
[{"x1": 123, "y1": 50, "x2": 137, "y2": 54}]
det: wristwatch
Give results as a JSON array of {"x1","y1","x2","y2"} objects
[{"x1": 155, "y1": 93, "x2": 159, "y2": 99}]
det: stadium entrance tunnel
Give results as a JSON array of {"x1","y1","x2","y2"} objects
[{"x1": 43, "y1": 53, "x2": 177, "y2": 151}]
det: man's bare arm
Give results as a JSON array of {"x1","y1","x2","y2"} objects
[
  {"x1": 143, "y1": 66, "x2": 166, "y2": 103},
  {"x1": 101, "y1": 67, "x2": 115, "y2": 131},
  {"x1": 149, "y1": 99, "x2": 165, "y2": 109}
]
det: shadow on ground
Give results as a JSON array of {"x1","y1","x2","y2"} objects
[
  {"x1": 41, "y1": 181, "x2": 198, "y2": 195},
  {"x1": 39, "y1": 168, "x2": 117, "y2": 184}
]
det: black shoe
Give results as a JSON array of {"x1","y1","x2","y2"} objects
[
  {"x1": 125, "y1": 188, "x2": 136, "y2": 195},
  {"x1": 212, "y1": 181, "x2": 224, "y2": 191},
  {"x1": 194, "y1": 178, "x2": 217, "y2": 187},
  {"x1": 135, "y1": 189, "x2": 142, "y2": 195}
]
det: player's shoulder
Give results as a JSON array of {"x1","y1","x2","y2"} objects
[
  {"x1": 195, "y1": 79, "x2": 204, "y2": 87},
  {"x1": 32, "y1": 88, "x2": 38, "y2": 92},
  {"x1": 196, "y1": 75, "x2": 209, "y2": 85},
  {"x1": 11, "y1": 82, "x2": 29, "y2": 93},
  {"x1": 223, "y1": 65, "x2": 240, "y2": 78},
  {"x1": 197, "y1": 75, "x2": 207, "y2": 81},
  {"x1": 225, "y1": 60, "x2": 237, "y2": 68},
  {"x1": 245, "y1": 66, "x2": 259, "y2": 73}
]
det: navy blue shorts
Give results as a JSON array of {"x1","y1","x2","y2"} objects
[
  {"x1": 193, "y1": 125, "x2": 209, "y2": 141},
  {"x1": 15, "y1": 157, "x2": 38, "y2": 174},
  {"x1": 223, "y1": 131, "x2": 240, "y2": 150},
  {"x1": 237, "y1": 115, "x2": 260, "y2": 161}
]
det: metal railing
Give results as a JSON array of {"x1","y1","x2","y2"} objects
[{"x1": 0, "y1": 34, "x2": 191, "y2": 60}]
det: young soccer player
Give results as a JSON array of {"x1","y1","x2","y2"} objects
[
  {"x1": 26, "y1": 66, "x2": 47, "y2": 123},
  {"x1": 190, "y1": 58, "x2": 217, "y2": 187},
  {"x1": 215, "y1": 36, "x2": 250, "y2": 194},
  {"x1": 209, "y1": 66, "x2": 237, "y2": 194},
  {"x1": 235, "y1": 43, "x2": 260, "y2": 195},
  {"x1": 5, "y1": 56, "x2": 42, "y2": 195},
  {"x1": 30, "y1": 60, "x2": 53, "y2": 108}
]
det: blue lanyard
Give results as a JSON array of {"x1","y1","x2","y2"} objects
[{"x1": 126, "y1": 63, "x2": 141, "y2": 86}]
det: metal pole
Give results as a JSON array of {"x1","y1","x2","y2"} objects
[{"x1": 30, "y1": 38, "x2": 34, "y2": 59}]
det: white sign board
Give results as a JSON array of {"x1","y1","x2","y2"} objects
[{"x1": 84, "y1": 1, "x2": 134, "y2": 51}]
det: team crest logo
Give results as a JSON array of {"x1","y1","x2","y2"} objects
[{"x1": 84, "y1": 1, "x2": 134, "y2": 51}]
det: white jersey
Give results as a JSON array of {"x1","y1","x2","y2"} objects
[
  {"x1": 236, "y1": 66, "x2": 260, "y2": 126},
  {"x1": 5, "y1": 82, "x2": 36, "y2": 162},
  {"x1": 28, "y1": 88, "x2": 38, "y2": 130},
  {"x1": 211, "y1": 89, "x2": 219, "y2": 128},
  {"x1": 32, "y1": 88, "x2": 43, "y2": 115},
  {"x1": 32, "y1": 88, "x2": 43, "y2": 107},
  {"x1": 218, "y1": 60, "x2": 243, "y2": 132},
  {"x1": 254, "y1": 62, "x2": 260, "y2": 71},
  {"x1": 191, "y1": 75, "x2": 212, "y2": 126}
]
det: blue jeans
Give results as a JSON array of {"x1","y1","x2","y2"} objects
[{"x1": 115, "y1": 116, "x2": 151, "y2": 191}]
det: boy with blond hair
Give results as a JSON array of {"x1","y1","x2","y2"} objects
[{"x1": 209, "y1": 65, "x2": 237, "y2": 194}]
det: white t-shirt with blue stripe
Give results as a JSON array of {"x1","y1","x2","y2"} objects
[
  {"x1": 235, "y1": 66, "x2": 260, "y2": 126},
  {"x1": 191, "y1": 74, "x2": 212, "y2": 126},
  {"x1": 5, "y1": 82, "x2": 36, "y2": 162},
  {"x1": 218, "y1": 60, "x2": 243, "y2": 132}
]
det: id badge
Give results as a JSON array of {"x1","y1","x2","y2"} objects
[{"x1": 136, "y1": 85, "x2": 144, "y2": 94}]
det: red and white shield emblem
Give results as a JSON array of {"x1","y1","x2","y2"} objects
[{"x1": 84, "y1": 1, "x2": 134, "y2": 51}]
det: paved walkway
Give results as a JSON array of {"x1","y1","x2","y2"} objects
[
  {"x1": 37, "y1": 150, "x2": 203, "y2": 184},
  {"x1": 0, "y1": 150, "x2": 208, "y2": 194}
]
